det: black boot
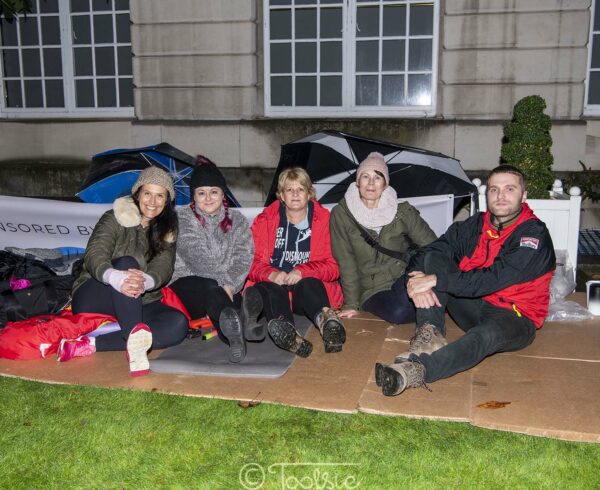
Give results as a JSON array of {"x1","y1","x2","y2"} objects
[
  {"x1": 267, "y1": 317, "x2": 312, "y2": 358},
  {"x1": 241, "y1": 287, "x2": 266, "y2": 341},
  {"x1": 219, "y1": 307, "x2": 246, "y2": 363}
]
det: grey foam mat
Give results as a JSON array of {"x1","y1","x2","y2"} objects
[{"x1": 150, "y1": 317, "x2": 312, "y2": 378}]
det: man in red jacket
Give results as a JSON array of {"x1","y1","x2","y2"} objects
[{"x1": 376, "y1": 165, "x2": 556, "y2": 396}]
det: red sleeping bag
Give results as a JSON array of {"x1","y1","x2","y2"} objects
[{"x1": 0, "y1": 286, "x2": 191, "y2": 360}]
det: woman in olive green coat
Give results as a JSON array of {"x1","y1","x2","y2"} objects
[
  {"x1": 58, "y1": 167, "x2": 188, "y2": 376},
  {"x1": 330, "y1": 152, "x2": 436, "y2": 323}
]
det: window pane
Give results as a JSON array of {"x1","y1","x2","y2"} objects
[
  {"x1": 596, "y1": 2, "x2": 600, "y2": 31},
  {"x1": 356, "y1": 40, "x2": 378, "y2": 72},
  {"x1": 115, "y1": 0, "x2": 129, "y2": 10},
  {"x1": 5, "y1": 80, "x2": 22, "y2": 107},
  {"x1": 1, "y1": 19, "x2": 18, "y2": 46},
  {"x1": 41, "y1": 16, "x2": 61, "y2": 45},
  {"x1": 97, "y1": 78, "x2": 116, "y2": 106},
  {"x1": 22, "y1": 48, "x2": 41, "y2": 76},
  {"x1": 383, "y1": 5, "x2": 406, "y2": 36},
  {"x1": 270, "y1": 0, "x2": 290, "y2": 5},
  {"x1": 118, "y1": 77, "x2": 133, "y2": 106},
  {"x1": 117, "y1": 45, "x2": 131, "y2": 75},
  {"x1": 321, "y1": 0, "x2": 342, "y2": 4},
  {"x1": 320, "y1": 41, "x2": 342, "y2": 72},
  {"x1": 271, "y1": 43, "x2": 291, "y2": 73},
  {"x1": 295, "y1": 9, "x2": 316, "y2": 39},
  {"x1": 295, "y1": 42, "x2": 316, "y2": 73},
  {"x1": 24, "y1": 79, "x2": 43, "y2": 107},
  {"x1": 95, "y1": 46, "x2": 115, "y2": 75},
  {"x1": 296, "y1": 76, "x2": 316, "y2": 105},
  {"x1": 20, "y1": 18, "x2": 39, "y2": 46},
  {"x1": 93, "y1": 0, "x2": 112, "y2": 11},
  {"x1": 357, "y1": 6, "x2": 379, "y2": 38},
  {"x1": 320, "y1": 8, "x2": 341, "y2": 39},
  {"x1": 589, "y1": 72, "x2": 600, "y2": 104},
  {"x1": 45, "y1": 79, "x2": 64, "y2": 107},
  {"x1": 320, "y1": 75, "x2": 341, "y2": 106},
  {"x1": 71, "y1": 0, "x2": 90, "y2": 13},
  {"x1": 72, "y1": 15, "x2": 92, "y2": 45},
  {"x1": 94, "y1": 14, "x2": 114, "y2": 43},
  {"x1": 410, "y1": 4, "x2": 433, "y2": 36},
  {"x1": 356, "y1": 75, "x2": 378, "y2": 105},
  {"x1": 408, "y1": 39, "x2": 432, "y2": 71},
  {"x1": 593, "y1": 34, "x2": 600, "y2": 69},
  {"x1": 382, "y1": 74, "x2": 404, "y2": 105},
  {"x1": 75, "y1": 78, "x2": 94, "y2": 106},
  {"x1": 295, "y1": 0, "x2": 314, "y2": 4},
  {"x1": 270, "y1": 10, "x2": 291, "y2": 40},
  {"x1": 271, "y1": 76, "x2": 292, "y2": 106},
  {"x1": 2, "y1": 49, "x2": 20, "y2": 77},
  {"x1": 382, "y1": 39, "x2": 404, "y2": 71},
  {"x1": 74, "y1": 47, "x2": 93, "y2": 75},
  {"x1": 116, "y1": 13, "x2": 130, "y2": 43},
  {"x1": 407, "y1": 73, "x2": 431, "y2": 105},
  {"x1": 40, "y1": 0, "x2": 59, "y2": 13},
  {"x1": 43, "y1": 47, "x2": 62, "y2": 76}
]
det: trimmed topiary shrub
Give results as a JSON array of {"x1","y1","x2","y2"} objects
[{"x1": 501, "y1": 95, "x2": 555, "y2": 199}]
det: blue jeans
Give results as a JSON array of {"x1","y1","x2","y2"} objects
[{"x1": 412, "y1": 252, "x2": 537, "y2": 383}]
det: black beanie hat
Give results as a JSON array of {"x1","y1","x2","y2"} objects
[{"x1": 189, "y1": 159, "x2": 227, "y2": 193}]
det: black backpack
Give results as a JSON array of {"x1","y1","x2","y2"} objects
[{"x1": 0, "y1": 251, "x2": 79, "y2": 327}]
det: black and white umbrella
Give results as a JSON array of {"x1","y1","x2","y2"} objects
[{"x1": 265, "y1": 130, "x2": 476, "y2": 213}]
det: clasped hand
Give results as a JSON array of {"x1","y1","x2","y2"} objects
[
  {"x1": 121, "y1": 269, "x2": 145, "y2": 298},
  {"x1": 269, "y1": 269, "x2": 302, "y2": 286},
  {"x1": 406, "y1": 271, "x2": 441, "y2": 309}
]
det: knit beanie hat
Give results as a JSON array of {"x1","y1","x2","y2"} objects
[
  {"x1": 131, "y1": 166, "x2": 175, "y2": 201},
  {"x1": 356, "y1": 152, "x2": 389, "y2": 185},
  {"x1": 190, "y1": 161, "x2": 227, "y2": 193}
]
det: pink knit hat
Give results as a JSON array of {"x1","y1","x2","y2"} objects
[{"x1": 356, "y1": 152, "x2": 389, "y2": 185}]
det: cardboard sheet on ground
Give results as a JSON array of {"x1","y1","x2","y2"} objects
[{"x1": 149, "y1": 318, "x2": 311, "y2": 378}]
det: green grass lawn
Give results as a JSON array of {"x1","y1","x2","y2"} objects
[{"x1": 1, "y1": 376, "x2": 599, "y2": 489}]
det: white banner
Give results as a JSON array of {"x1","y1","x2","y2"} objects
[
  {"x1": 0, "y1": 194, "x2": 454, "y2": 250},
  {"x1": 0, "y1": 195, "x2": 111, "y2": 249}
]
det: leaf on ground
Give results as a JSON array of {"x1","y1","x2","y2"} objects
[
  {"x1": 477, "y1": 401, "x2": 511, "y2": 409},
  {"x1": 23, "y1": 421, "x2": 32, "y2": 426},
  {"x1": 238, "y1": 400, "x2": 261, "y2": 409},
  {"x1": 239, "y1": 392, "x2": 262, "y2": 408}
]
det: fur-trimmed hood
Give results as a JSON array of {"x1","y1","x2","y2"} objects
[
  {"x1": 113, "y1": 196, "x2": 142, "y2": 228},
  {"x1": 112, "y1": 196, "x2": 175, "y2": 243}
]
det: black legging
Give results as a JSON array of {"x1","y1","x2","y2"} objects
[
  {"x1": 72, "y1": 256, "x2": 188, "y2": 351},
  {"x1": 169, "y1": 276, "x2": 242, "y2": 328},
  {"x1": 252, "y1": 277, "x2": 330, "y2": 325}
]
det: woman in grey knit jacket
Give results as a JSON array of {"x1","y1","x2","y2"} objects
[{"x1": 169, "y1": 156, "x2": 260, "y2": 363}]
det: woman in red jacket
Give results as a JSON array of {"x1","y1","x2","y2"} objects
[{"x1": 246, "y1": 167, "x2": 345, "y2": 357}]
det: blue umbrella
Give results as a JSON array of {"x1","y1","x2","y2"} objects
[{"x1": 77, "y1": 143, "x2": 240, "y2": 207}]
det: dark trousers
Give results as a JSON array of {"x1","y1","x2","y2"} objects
[
  {"x1": 361, "y1": 275, "x2": 416, "y2": 324},
  {"x1": 169, "y1": 276, "x2": 241, "y2": 328},
  {"x1": 413, "y1": 252, "x2": 537, "y2": 383},
  {"x1": 252, "y1": 277, "x2": 330, "y2": 325},
  {"x1": 72, "y1": 256, "x2": 188, "y2": 351}
]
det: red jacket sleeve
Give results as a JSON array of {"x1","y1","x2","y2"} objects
[{"x1": 248, "y1": 210, "x2": 278, "y2": 282}]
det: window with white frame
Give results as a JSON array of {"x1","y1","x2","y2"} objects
[
  {"x1": 586, "y1": 0, "x2": 600, "y2": 114},
  {"x1": 0, "y1": 0, "x2": 133, "y2": 117},
  {"x1": 264, "y1": 0, "x2": 438, "y2": 117}
]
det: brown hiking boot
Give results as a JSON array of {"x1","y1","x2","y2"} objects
[
  {"x1": 267, "y1": 318, "x2": 313, "y2": 358},
  {"x1": 375, "y1": 361, "x2": 427, "y2": 396},
  {"x1": 394, "y1": 322, "x2": 447, "y2": 363},
  {"x1": 317, "y1": 307, "x2": 346, "y2": 353}
]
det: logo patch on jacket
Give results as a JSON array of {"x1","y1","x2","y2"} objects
[{"x1": 520, "y1": 237, "x2": 539, "y2": 249}]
